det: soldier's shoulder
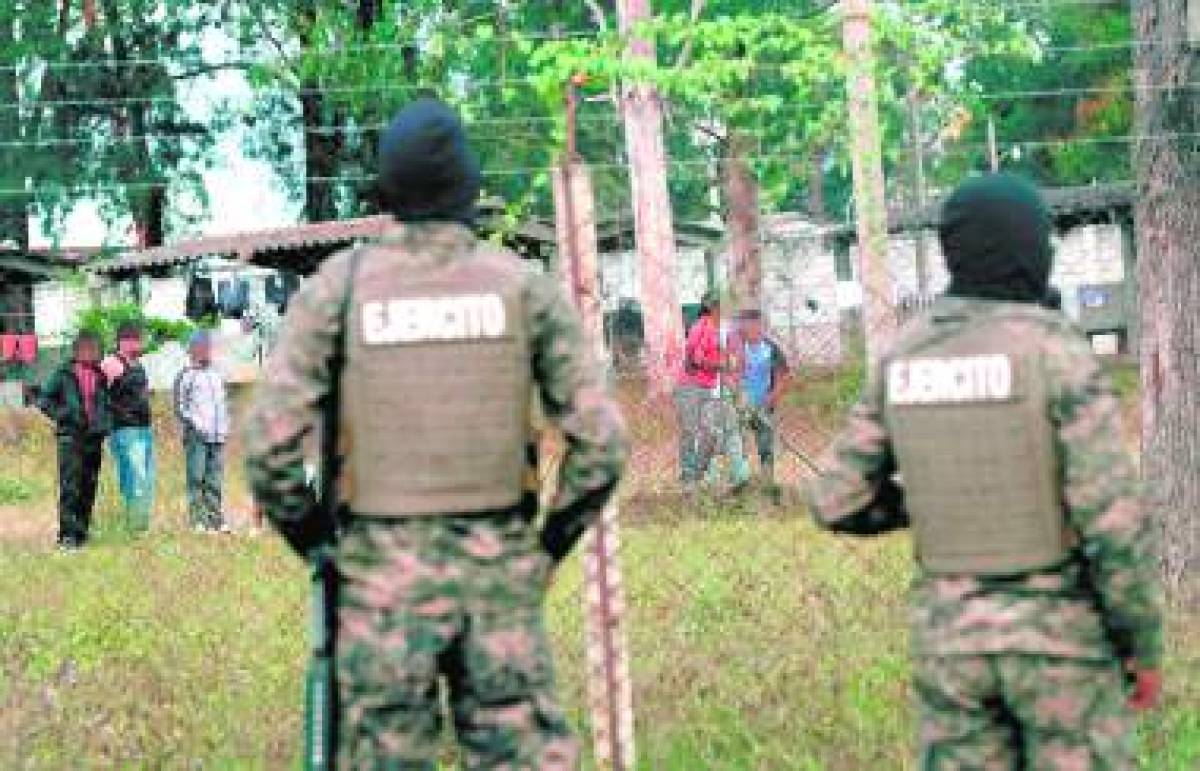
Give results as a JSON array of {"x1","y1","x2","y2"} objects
[
  {"x1": 996, "y1": 304, "x2": 1092, "y2": 357},
  {"x1": 888, "y1": 311, "x2": 941, "y2": 359}
]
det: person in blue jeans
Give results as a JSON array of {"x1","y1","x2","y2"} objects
[
  {"x1": 734, "y1": 308, "x2": 790, "y2": 493},
  {"x1": 174, "y1": 330, "x2": 230, "y2": 532},
  {"x1": 102, "y1": 323, "x2": 156, "y2": 533}
]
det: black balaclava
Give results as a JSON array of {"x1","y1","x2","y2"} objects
[
  {"x1": 939, "y1": 174, "x2": 1054, "y2": 304},
  {"x1": 377, "y1": 97, "x2": 481, "y2": 225}
]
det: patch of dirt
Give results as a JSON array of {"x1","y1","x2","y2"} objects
[{"x1": 0, "y1": 504, "x2": 55, "y2": 548}]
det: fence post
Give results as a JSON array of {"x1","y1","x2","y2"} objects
[{"x1": 551, "y1": 79, "x2": 637, "y2": 771}]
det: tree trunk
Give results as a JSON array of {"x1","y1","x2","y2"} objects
[
  {"x1": 100, "y1": 0, "x2": 165, "y2": 248},
  {"x1": 299, "y1": 1, "x2": 340, "y2": 222},
  {"x1": 808, "y1": 148, "x2": 826, "y2": 221},
  {"x1": 618, "y1": 0, "x2": 684, "y2": 395},
  {"x1": 842, "y1": 0, "x2": 896, "y2": 367},
  {"x1": 357, "y1": 0, "x2": 380, "y2": 31},
  {"x1": 1133, "y1": 0, "x2": 1200, "y2": 597},
  {"x1": 725, "y1": 131, "x2": 761, "y2": 311},
  {"x1": 301, "y1": 89, "x2": 340, "y2": 222}
]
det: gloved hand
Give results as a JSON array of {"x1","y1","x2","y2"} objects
[{"x1": 268, "y1": 487, "x2": 337, "y2": 561}]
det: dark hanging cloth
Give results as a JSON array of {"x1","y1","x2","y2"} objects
[
  {"x1": 277, "y1": 272, "x2": 301, "y2": 313},
  {"x1": 217, "y1": 279, "x2": 250, "y2": 319},
  {"x1": 186, "y1": 277, "x2": 217, "y2": 321},
  {"x1": 265, "y1": 274, "x2": 286, "y2": 307}
]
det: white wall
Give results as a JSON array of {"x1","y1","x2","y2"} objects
[{"x1": 856, "y1": 223, "x2": 1127, "y2": 323}]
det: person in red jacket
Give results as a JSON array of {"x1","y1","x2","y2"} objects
[{"x1": 674, "y1": 291, "x2": 727, "y2": 490}]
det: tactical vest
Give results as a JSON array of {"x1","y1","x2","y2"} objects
[
  {"x1": 341, "y1": 242, "x2": 531, "y2": 515},
  {"x1": 884, "y1": 312, "x2": 1070, "y2": 576}
]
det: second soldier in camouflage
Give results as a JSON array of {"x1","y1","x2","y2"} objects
[{"x1": 805, "y1": 175, "x2": 1162, "y2": 770}]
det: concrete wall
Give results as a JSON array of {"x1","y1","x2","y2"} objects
[
  {"x1": 596, "y1": 220, "x2": 1130, "y2": 367},
  {"x1": 871, "y1": 223, "x2": 1128, "y2": 323}
]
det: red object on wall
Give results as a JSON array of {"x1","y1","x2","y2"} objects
[{"x1": 15, "y1": 334, "x2": 37, "y2": 364}]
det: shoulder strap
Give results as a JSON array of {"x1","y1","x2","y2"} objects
[{"x1": 318, "y1": 248, "x2": 367, "y2": 524}]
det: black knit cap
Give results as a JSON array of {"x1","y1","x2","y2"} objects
[
  {"x1": 939, "y1": 174, "x2": 1054, "y2": 304},
  {"x1": 377, "y1": 97, "x2": 481, "y2": 224}
]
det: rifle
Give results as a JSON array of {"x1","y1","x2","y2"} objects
[
  {"x1": 303, "y1": 248, "x2": 365, "y2": 771},
  {"x1": 305, "y1": 546, "x2": 338, "y2": 771}
]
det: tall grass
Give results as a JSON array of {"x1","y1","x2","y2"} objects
[{"x1": 0, "y1": 372, "x2": 1195, "y2": 769}]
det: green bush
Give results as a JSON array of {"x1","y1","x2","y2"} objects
[
  {"x1": 73, "y1": 303, "x2": 198, "y2": 355},
  {"x1": 0, "y1": 475, "x2": 38, "y2": 505}
]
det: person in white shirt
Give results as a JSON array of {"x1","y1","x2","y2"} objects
[{"x1": 174, "y1": 330, "x2": 230, "y2": 532}]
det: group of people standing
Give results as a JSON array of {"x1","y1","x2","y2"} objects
[
  {"x1": 675, "y1": 292, "x2": 791, "y2": 498},
  {"x1": 35, "y1": 326, "x2": 230, "y2": 549}
]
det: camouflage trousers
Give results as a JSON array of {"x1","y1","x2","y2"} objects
[
  {"x1": 335, "y1": 511, "x2": 578, "y2": 770},
  {"x1": 914, "y1": 654, "x2": 1136, "y2": 770},
  {"x1": 675, "y1": 385, "x2": 748, "y2": 486}
]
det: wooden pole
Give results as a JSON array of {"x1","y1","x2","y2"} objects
[
  {"x1": 726, "y1": 131, "x2": 762, "y2": 310},
  {"x1": 552, "y1": 80, "x2": 636, "y2": 771},
  {"x1": 842, "y1": 0, "x2": 896, "y2": 365},
  {"x1": 617, "y1": 0, "x2": 684, "y2": 395}
]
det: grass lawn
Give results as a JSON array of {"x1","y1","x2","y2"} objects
[{"x1": 0, "y1": 378, "x2": 1196, "y2": 769}]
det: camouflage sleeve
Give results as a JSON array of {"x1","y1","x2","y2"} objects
[
  {"x1": 524, "y1": 269, "x2": 629, "y2": 562},
  {"x1": 1047, "y1": 332, "x2": 1163, "y2": 668},
  {"x1": 803, "y1": 361, "x2": 908, "y2": 536},
  {"x1": 243, "y1": 251, "x2": 357, "y2": 545}
]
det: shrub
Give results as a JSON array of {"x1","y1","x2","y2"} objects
[{"x1": 73, "y1": 303, "x2": 199, "y2": 355}]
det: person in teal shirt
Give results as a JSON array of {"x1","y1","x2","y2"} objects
[{"x1": 735, "y1": 308, "x2": 790, "y2": 491}]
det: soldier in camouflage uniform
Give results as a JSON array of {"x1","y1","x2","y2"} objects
[
  {"x1": 244, "y1": 98, "x2": 628, "y2": 770},
  {"x1": 804, "y1": 175, "x2": 1162, "y2": 770}
]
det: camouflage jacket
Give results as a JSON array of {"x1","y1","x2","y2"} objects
[
  {"x1": 805, "y1": 296, "x2": 1162, "y2": 667},
  {"x1": 243, "y1": 221, "x2": 628, "y2": 563}
]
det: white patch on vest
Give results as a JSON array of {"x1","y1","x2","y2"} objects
[
  {"x1": 361, "y1": 294, "x2": 507, "y2": 345},
  {"x1": 887, "y1": 354, "x2": 1013, "y2": 405}
]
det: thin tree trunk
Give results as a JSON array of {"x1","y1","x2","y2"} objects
[
  {"x1": 617, "y1": 0, "x2": 684, "y2": 395},
  {"x1": 1133, "y1": 0, "x2": 1200, "y2": 597},
  {"x1": 808, "y1": 148, "x2": 826, "y2": 221},
  {"x1": 100, "y1": 0, "x2": 165, "y2": 247},
  {"x1": 842, "y1": 0, "x2": 896, "y2": 367},
  {"x1": 725, "y1": 131, "x2": 761, "y2": 311},
  {"x1": 299, "y1": 1, "x2": 340, "y2": 222}
]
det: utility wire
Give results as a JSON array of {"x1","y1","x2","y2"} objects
[{"x1": 3, "y1": 132, "x2": 1192, "y2": 200}]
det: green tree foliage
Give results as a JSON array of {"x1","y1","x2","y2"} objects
[
  {"x1": 231, "y1": 1, "x2": 1037, "y2": 226},
  {"x1": 0, "y1": 0, "x2": 236, "y2": 248},
  {"x1": 941, "y1": 5, "x2": 1134, "y2": 185}
]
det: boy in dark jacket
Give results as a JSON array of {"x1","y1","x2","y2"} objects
[
  {"x1": 102, "y1": 323, "x2": 155, "y2": 533},
  {"x1": 38, "y1": 331, "x2": 111, "y2": 550}
]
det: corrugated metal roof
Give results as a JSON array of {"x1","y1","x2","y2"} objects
[{"x1": 87, "y1": 216, "x2": 396, "y2": 275}]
